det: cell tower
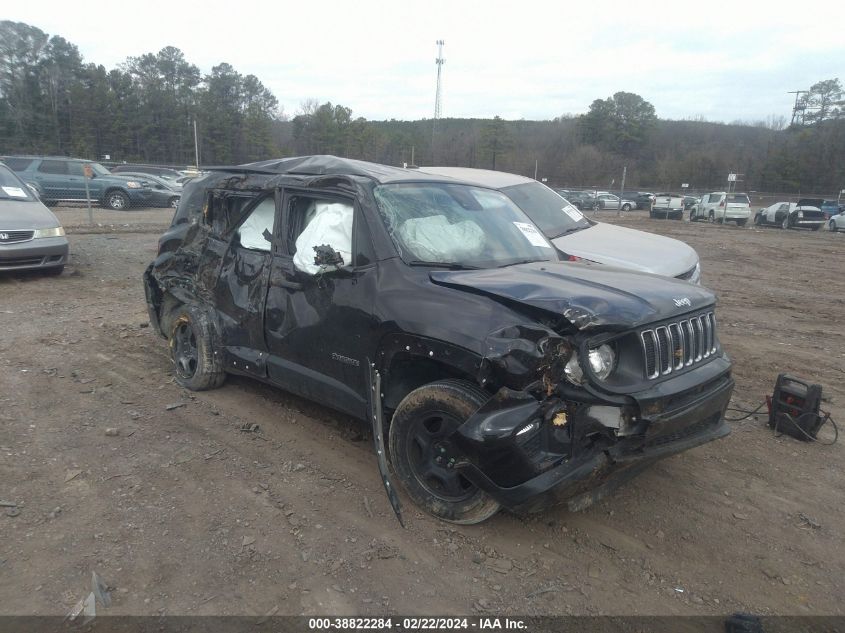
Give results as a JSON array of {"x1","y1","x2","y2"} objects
[
  {"x1": 432, "y1": 40, "x2": 445, "y2": 162},
  {"x1": 434, "y1": 40, "x2": 445, "y2": 120}
]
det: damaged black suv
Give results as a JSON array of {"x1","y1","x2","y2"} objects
[{"x1": 144, "y1": 156, "x2": 734, "y2": 524}]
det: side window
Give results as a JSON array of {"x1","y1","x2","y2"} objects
[
  {"x1": 287, "y1": 195, "x2": 354, "y2": 275},
  {"x1": 3, "y1": 158, "x2": 33, "y2": 171},
  {"x1": 67, "y1": 162, "x2": 85, "y2": 177},
  {"x1": 38, "y1": 160, "x2": 67, "y2": 175},
  {"x1": 237, "y1": 196, "x2": 276, "y2": 252}
]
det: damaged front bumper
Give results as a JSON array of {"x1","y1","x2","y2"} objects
[{"x1": 448, "y1": 357, "x2": 734, "y2": 513}]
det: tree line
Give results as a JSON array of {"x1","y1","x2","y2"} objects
[{"x1": 1, "y1": 20, "x2": 843, "y2": 194}]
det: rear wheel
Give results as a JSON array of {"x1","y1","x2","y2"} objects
[
  {"x1": 621, "y1": 203, "x2": 632, "y2": 212},
  {"x1": 781, "y1": 216, "x2": 790, "y2": 230},
  {"x1": 105, "y1": 190, "x2": 129, "y2": 211},
  {"x1": 830, "y1": 220, "x2": 838, "y2": 233},
  {"x1": 168, "y1": 196, "x2": 179, "y2": 209},
  {"x1": 167, "y1": 304, "x2": 226, "y2": 391},
  {"x1": 389, "y1": 379, "x2": 501, "y2": 524}
]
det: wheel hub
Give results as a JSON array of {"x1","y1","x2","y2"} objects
[{"x1": 407, "y1": 414, "x2": 475, "y2": 501}]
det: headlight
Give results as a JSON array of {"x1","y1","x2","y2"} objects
[
  {"x1": 34, "y1": 226, "x2": 65, "y2": 238},
  {"x1": 125, "y1": 181, "x2": 142, "y2": 189},
  {"x1": 797, "y1": 210, "x2": 804, "y2": 219},
  {"x1": 564, "y1": 344, "x2": 617, "y2": 384},
  {"x1": 689, "y1": 262, "x2": 702, "y2": 285}
]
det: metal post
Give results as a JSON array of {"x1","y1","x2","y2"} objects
[
  {"x1": 193, "y1": 119, "x2": 200, "y2": 169},
  {"x1": 83, "y1": 163, "x2": 93, "y2": 225},
  {"x1": 618, "y1": 166, "x2": 627, "y2": 216},
  {"x1": 411, "y1": 146, "x2": 415, "y2": 166},
  {"x1": 534, "y1": 160, "x2": 538, "y2": 181}
]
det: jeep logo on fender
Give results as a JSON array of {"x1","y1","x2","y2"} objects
[{"x1": 673, "y1": 297, "x2": 692, "y2": 308}]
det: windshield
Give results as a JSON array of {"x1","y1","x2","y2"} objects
[
  {"x1": 374, "y1": 183, "x2": 557, "y2": 268},
  {"x1": 0, "y1": 164, "x2": 35, "y2": 201},
  {"x1": 91, "y1": 163, "x2": 111, "y2": 176},
  {"x1": 501, "y1": 182, "x2": 590, "y2": 238}
]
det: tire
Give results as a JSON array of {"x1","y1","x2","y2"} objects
[
  {"x1": 830, "y1": 220, "x2": 838, "y2": 233},
  {"x1": 754, "y1": 213, "x2": 764, "y2": 226},
  {"x1": 43, "y1": 265, "x2": 64, "y2": 276},
  {"x1": 709, "y1": 211, "x2": 715, "y2": 223},
  {"x1": 168, "y1": 197, "x2": 180, "y2": 209},
  {"x1": 690, "y1": 211, "x2": 698, "y2": 222},
  {"x1": 781, "y1": 216, "x2": 790, "y2": 230},
  {"x1": 388, "y1": 379, "x2": 501, "y2": 524},
  {"x1": 105, "y1": 190, "x2": 130, "y2": 211},
  {"x1": 736, "y1": 219, "x2": 747, "y2": 227},
  {"x1": 167, "y1": 304, "x2": 226, "y2": 391},
  {"x1": 621, "y1": 203, "x2": 632, "y2": 212}
]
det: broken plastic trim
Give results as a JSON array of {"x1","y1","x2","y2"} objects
[{"x1": 367, "y1": 359, "x2": 404, "y2": 527}]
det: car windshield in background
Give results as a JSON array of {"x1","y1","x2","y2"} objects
[
  {"x1": 727, "y1": 194, "x2": 750, "y2": 204},
  {"x1": 374, "y1": 183, "x2": 557, "y2": 269},
  {"x1": 0, "y1": 164, "x2": 35, "y2": 202},
  {"x1": 501, "y1": 181, "x2": 591, "y2": 238}
]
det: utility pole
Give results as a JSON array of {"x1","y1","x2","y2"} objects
[
  {"x1": 193, "y1": 119, "x2": 201, "y2": 169},
  {"x1": 617, "y1": 165, "x2": 627, "y2": 216},
  {"x1": 432, "y1": 40, "x2": 445, "y2": 163}
]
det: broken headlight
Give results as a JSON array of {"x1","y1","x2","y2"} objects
[{"x1": 564, "y1": 344, "x2": 617, "y2": 384}]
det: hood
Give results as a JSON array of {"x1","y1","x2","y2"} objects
[
  {"x1": 552, "y1": 222, "x2": 699, "y2": 278},
  {"x1": 0, "y1": 199, "x2": 62, "y2": 230},
  {"x1": 429, "y1": 261, "x2": 715, "y2": 331}
]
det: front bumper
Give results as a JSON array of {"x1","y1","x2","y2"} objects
[
  {"x1": 0, "y1": 236, "x2": 69, "y2": 271},
  {"x1": 792, "y1": 219, "x2": 825, "y2": 228},
  {"x1": 450, "y1": 360, "x2": 734, "y2": 513}
]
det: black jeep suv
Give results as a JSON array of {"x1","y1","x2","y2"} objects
[{"x1": 144, "y1": 156, "x2": 734, "y2": 524}]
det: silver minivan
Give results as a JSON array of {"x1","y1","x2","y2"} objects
[{"x1": 413, "y1": 167, "x2": 702, "y2": 284}]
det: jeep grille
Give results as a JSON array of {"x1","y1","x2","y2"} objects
[{"x1": 640, "y1": 312, "x2": 716, "y2": 379}]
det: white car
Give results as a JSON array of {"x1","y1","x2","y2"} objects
[
  {"x1": 829, "y1": 210, "x2": 845, "y2": 232},
  {"x1": 412, "y1": 166, "x2": 702, "y2": 284},
  {"x1": 691, "y1": 192, "x2": 751, "y2": 226},
  {"x1": 593, "y1": 192, "x2": 637, "y2": 211},
  {"x1": 754, "y1": 199, "x2": 826, "y2": 230}
]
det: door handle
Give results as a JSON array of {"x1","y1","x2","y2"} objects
[{"x1": 277, "y1": 278, "x2": 302, "y2": 290}]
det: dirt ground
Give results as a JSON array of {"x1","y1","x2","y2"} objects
[{"x1": 1, "y1": 206, "x2": 844, "y2": 618}]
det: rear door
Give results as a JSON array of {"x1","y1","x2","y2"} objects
[
  {"x1": 263, "y1": 187, "x2": 378, "y2": 419},
  {"x1": 33, "y1": 159, "x2": 74, "y2": 200}
]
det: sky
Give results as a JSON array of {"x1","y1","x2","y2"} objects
[{"x1": 6, "y1": 0, "x2": 845, "y2": 123}]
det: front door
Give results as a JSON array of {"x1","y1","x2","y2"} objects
[{"x1": 264, "y1": 188, "x2": 378, "y2": 419}]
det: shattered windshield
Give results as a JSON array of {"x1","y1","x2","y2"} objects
[{"x1": 374, "y1": 183, "x2": 556, "y2": 268}]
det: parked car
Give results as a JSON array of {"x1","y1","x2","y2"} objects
[
  {"x1": 690, "y1": 192, "x2": 751, "y2": 226},
  {"x1": 828, "y1": 209, "x2": 845, "y2": 232},
  {"x1": 113, "y1": 172, "x2": 181, "y2": 208},
  {"x1": 683, "y1": 195, "x2": 699, "y2": 210},
  {"x1": 650, "y1": 193, "x2": 685, "y2": 220},
  {"x1": 594, "y1": 192, "x2": 637, "y2": 211},
  {"x1": 622, "y1": 191, "x2": 655, "y2": 210},
  {"x1": 414, "y1": 167, "x2": 701, "y2": 284},
  {"x1": 111, "y1": 164, "x2": 185, "y2": 185},
  {"x1": 1, "y1": 156, "x2": 155, "y2": 210},
  {"x1": 754, "y1": 199, "x2": 826, "y2": 230},
  {"x1": 563, "y1": 190, "x2": 596, "y2": 211},
  {"x1": 821, "y1": 199, "x2": 844, "y2": 219},
  {"x1": 0, "y1": 161, "x2": 69, "y2": 274},
  {"x1": 145, "y1": 155, "x2": 733, "y2": 524}
]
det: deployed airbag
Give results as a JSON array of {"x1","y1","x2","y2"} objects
[
  {"x1": 397, "y1": 214, "x2": 485, "y2": 262},
  {"x1": 293, "y1": 202, "x2": 354, "y2": 274}
]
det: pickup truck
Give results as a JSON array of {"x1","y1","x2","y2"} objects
[{"x1": 650, "y1": 193, "x2": 684, "y2": 220}]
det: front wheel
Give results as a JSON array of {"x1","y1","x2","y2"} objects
[
  {"x1": 781, "y1": 216, "x2": 790, "y2": 230},
  {"x1": 168, "y1": 196, "x2": 180, "y2": 209},
  {"x1": 167, "y1": 305, "x2": 226, "y2": 391},
  {"x1": 105, "y1": 190, "x2": 130, "y2": 211},
  {"x1": 830, "y1": 220, "x2": 838, "y2": 233},
  {"x1": 690, "y1": 211, "x2": 698, "y2": 222},
  {"x1": 389, "y1": 379, "x2": 501, "y2": 524},
  {"x1": 754, "y1": 213, "x2": 764, "y2": 226},
  {"x1": 622, "y1": 203, "x2": 632, "y2": 212}
]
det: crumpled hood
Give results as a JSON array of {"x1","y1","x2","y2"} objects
[
  {"x1": 430, "y1": 261, "x2": 715, "y2": 331},
  {"x1": 0, "y1": 199, "x2": 62, "y2": 230},
  {"x1": 553, "y1": 222, "x2": 699, "y2": 278}
]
